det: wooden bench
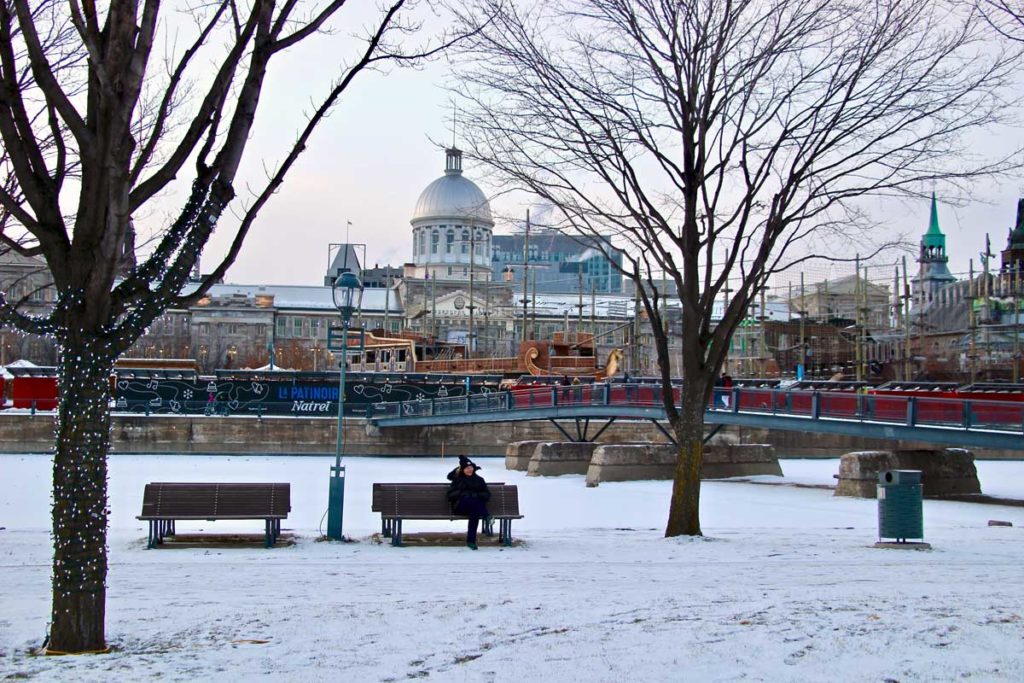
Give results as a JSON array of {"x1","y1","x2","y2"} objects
[
  {"x1": 137, "y1": 482, "x2": 290, "y2": 548},
  {"x1": 371, "y1": 482, "x2": 523, "y2": 547}
]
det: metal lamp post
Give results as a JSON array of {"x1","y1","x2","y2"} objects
[{"x1": 327, "y1": 271, "x2": 363, "y2": 540}]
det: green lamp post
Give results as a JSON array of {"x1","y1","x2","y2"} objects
[{"x1": 327, "y1": 270, "x2": 362, "y2": 540}]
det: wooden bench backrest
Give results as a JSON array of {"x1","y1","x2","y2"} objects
[
  {"x1": 374, "y1": 483, "x2": 520, "y2": 518},
  {"x1": 371, "y1": 482, "x2": 505, "y2": 512},
  {"x1": 140, "y1": 482, "x2": 291, "y2": 518}
]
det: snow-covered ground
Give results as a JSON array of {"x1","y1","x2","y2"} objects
[{"x1": 1, "y1": 454, "x2": 1022, "y2": 682}]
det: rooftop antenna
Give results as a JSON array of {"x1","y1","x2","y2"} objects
[{"x1": 452, "y1": 102, "x2": 457, "y2": 147}]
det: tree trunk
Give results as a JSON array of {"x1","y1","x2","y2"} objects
[
  {"x1": 665, "y1": 389, "x2": 705, "y2": 537},
  {"x1": 48, "y1": 337, "x2": 114, "y2": 653}
]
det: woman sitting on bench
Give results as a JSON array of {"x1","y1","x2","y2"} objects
[{"x1": 446, "y1": 456, "x2": 491, "y2": 550}]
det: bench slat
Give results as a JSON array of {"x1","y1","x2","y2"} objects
[
  {"x1": 374, "y1": 483, "x2": 524, "y2": 520},
  {"x1": 138, "y1": 482, "x2": 291, "y2": 520}
]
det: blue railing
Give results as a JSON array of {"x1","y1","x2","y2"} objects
[{"x1": 369, "y1": 383, "x2": 1024, "y2": 434}]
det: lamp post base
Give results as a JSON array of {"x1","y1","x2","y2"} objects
[{"x1": 326, "y1": 464, "x2": 346, "y2": 540}]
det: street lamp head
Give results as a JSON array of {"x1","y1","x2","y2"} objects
[{"x1": 332, "y1": 271, "x2": 363, "y2": 323}]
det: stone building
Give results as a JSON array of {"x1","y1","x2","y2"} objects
[{"x1": 0, "y1": 251, "x2": 58, "y2": 365}]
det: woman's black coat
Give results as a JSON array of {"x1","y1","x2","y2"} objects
[{"x1": 447, "y1": 472, "x2": 490, "y2": 504}]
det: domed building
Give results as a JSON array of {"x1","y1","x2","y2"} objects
[{"x1": 410, "y1": 147, "x2": 493, "y2": 281}]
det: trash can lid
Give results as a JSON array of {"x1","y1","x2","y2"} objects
[{"x1": 879, "y1": 469, "x2": 922, "y2": 484}]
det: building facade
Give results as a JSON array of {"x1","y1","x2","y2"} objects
[{"x1": 490, "y1": 231, "x2": 624, "y2": 294}]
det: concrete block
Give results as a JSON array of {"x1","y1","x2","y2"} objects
[
  {"x1": 834, "y1": 451, "x2": 897, "y2": 498},
  {"x1": 586, "y1": 444, "x2": 676, "y2": 486},
  {"x1": 506, "y1": 441, "x2": 546, "y2": 471},
  {"x1": 833, "y1": 448, "x2": 981, "y2": 498},
  {"x1": 702, "y1": 444, "x2": 782, "y2": 479},
  {"x1": 895, "y1": 448, "x2": 981, "y2": 497},
  {"x1": 527, "y1": 442, "x2": 598, "y2": 476},
  {"x1": 585, "y1": 443, "x2": 781, "y2": 486}
]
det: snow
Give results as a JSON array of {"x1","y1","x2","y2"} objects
[{"x1": 1, "y1": 454, "x2": 1023, "y2": 681}]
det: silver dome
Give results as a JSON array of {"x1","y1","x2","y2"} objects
[{"x1": 410, "y1": 149, "x2": 493, "y2": 225}]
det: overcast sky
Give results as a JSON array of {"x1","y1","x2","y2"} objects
[{"x1": 154, "y1": 7, "x2": 1024, "y2": 290}]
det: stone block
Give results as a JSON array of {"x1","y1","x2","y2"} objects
[
  {"x1": 702, "y1": 444, "x2": 782, "y2": 479},
  {"x1": 834, "y1": 451, "x2": 897, "y2": 498},
  {"x1": 505, "y1": 440, "x2": 546, "y2": 471},
  {"x1": 527, "y1": 442, "x2": 598, "y2": 476},
  {"x1": 586, "y1": 444, "x2": 676, "y2": 486},
  {"x1": 585, "y1": 443, "x2": 781, "y2": 486},
  {"x1": 895, "y1": 448, "x2": 981, "y2": 496},
  {"x1": 833, "y1": 448, "x2": 981, "y2": 498}
]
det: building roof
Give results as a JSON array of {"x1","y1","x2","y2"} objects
[
  {"x1": 806, "y1": 273, "x2": 891, "y2": 297},
  {"x1": 324, "y1": 244, "x2": 362, "y2": 286},
  {"x1": 199, "y1": 283, "x2": 403, "y2": 314},
  {"x1": 410, "y1": 148, "x2": 493, "y2": 226},
  {"x1": 531, "y1": 293, "x2": 640, "y2": 319}
]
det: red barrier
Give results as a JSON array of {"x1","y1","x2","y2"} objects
[{"x1": 12, "y1": 376, "x2": 58, "y2": 410}]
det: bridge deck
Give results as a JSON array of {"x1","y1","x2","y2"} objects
[{"x1": 367, "y1": 384, "x2": 1024, "y2": 451}]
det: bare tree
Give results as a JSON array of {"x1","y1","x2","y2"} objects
[
  {"x1": 979, "y1": 0, "x2": 1024, "y2": 42},
  {"x1": 454, "y1": 0, "x2": 1022, "y2": 537},
  {"x1": 0, "y1": 0, "x2": 459, "y2": 653}
]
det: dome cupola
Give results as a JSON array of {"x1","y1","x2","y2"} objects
[
  {"x1": 410, "y1": 148, "x2": 494, "y2": 280},
  {"x1": 411, "y1": 148, "x2": 493, "y2": 225}
]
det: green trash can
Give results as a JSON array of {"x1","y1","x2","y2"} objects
[{"x1": 877, "y1": 469, "x2": 923, "y2": 542}]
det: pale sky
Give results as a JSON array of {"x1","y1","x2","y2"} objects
[{"x1": 144, "y1": 6, "x2": 1024, "y2": 290}]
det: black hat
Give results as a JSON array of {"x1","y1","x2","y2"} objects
[{"x1": 458, "y1": 455, "x2": 480, "y2": 470}]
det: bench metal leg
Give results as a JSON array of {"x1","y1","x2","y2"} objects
[
  {"x1": 147, "y1": 519, "x2": 173, "y2": 548},
  {"x1": 391, "y1": 519, "x2": 403, "y2": 547},
  {"x1": 382, "y1": 517, "x2": 392, "y2": 538},
  {"x1": 483, "y1": 517, "x2": 494, "y2": 537},
  {"x1": 500, "y1": 519, "x2": 513, "y2": 547}
]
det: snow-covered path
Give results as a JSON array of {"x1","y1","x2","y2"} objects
[{"x1": 1, "y1": 454, "x2": 1022, "y2": 681}]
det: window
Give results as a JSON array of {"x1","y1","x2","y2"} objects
[
  {"x1": 431, "y1": 230, "x2": 439, "y2": 254},
  {"x1": 310, "y1": 319, "x2": 321, "y2": 338},
  {"x1": 276, "y1": 317, "x2": 287, "y2": 338},
  {"x1": 292, "y1": 317, "x2": 303, "y2": 336},
  {"x1": 446, "y1": 229, "x2": 455, "y2": 254}
]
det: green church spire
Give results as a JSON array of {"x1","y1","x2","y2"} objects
[{"x1": 922, "y1": 192, "x2": 945, "y2": 250}]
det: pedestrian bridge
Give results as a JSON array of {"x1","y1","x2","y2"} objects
[{"x1": 367, "y1": 383, "x2": 1024, "y2": 451}]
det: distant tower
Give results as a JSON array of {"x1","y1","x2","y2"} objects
[
  {"x1": 1001, "y1": 198, "x2": 1024, "y2": 273},
  {"x1": 912, "y1": 193, "x2": 956, "y2": 306}
]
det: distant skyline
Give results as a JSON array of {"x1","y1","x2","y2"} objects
[{"x1": 151, "y1": 34, "x2": 1022, "y2": 290}]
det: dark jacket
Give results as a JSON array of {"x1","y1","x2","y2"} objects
[{"x1": 447, "y1": 472, "x2": 490, "y2": 504}]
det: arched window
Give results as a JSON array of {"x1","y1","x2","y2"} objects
[
  {"x1": 461, "y1": 229, "x2": 469, "y2": 254},
  {"x1": 446, "y1": 229, "x2": 455, "y2": 254},
  {"x1": 431, "y1": 229, "x2": 439, "y2": 254}
]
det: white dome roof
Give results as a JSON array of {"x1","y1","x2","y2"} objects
[{"x1": 411, "y1": 149, "x2": 493, "y2": 225}]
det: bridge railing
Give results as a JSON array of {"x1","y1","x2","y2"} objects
[{"x1": 370, "y1": 383, "x2": 1024, "y2": 433}]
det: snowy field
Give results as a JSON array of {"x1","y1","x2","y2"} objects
[{"x1": 1, "y1": 454, "x2": 1023, "y2": 682}]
